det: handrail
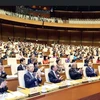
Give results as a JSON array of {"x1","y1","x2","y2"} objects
[
  {"x1": 0, "y1": 14, "x2": 42, "y2": 26},
  {"x1": 0, "y1": 14, "x2": 100, "y2": 28}
]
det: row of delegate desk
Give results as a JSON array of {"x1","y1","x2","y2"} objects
[
  {"x1": 5, "y1": 63, "x2": 100, "y2": 91},
  {"x1": 4, "y1": 77, "x2": 100, "y2": 100},
  {"x1": 2, "y1": 60, "x2": 100, "y2": 100}
]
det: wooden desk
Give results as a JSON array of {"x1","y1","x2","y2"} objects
[
  {"x1": 2, "y1": 60, "x2": 7, "y2": 65},
  {"x1": 4, "y1": 65, "x2": 12, "y2": 75},
  {"x1": 17, "y1": 59, "x2": 20, "y2": 64},
  {"x1": 93, "y1": 63, "x2": 100, "y2": 69},
  {"x1": 25, "y1": 80, "x2": 100, "y2": 100},
  {"x1": 6, "y1": 77, "x2": 19, "y2": 91},
  {"x1": 76, "y1": 60, "x2": 83, "y2": 63}
]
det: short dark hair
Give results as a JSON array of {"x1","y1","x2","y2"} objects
[
  {"x1": 71, "y1": 59, "x2": 76, "y2": 63},
  {"x1": 20, "y1": 58, "x2": 25, "y2": 63},
  {"x1": 51, "y1": 65, "x2": 55, "y2": 70},
  {"x1": 56, "y1": 59, "x2": 60, "y2": 64},
  {"x1": 44, "y1": 56, "x2": 47, "y2": 60}
]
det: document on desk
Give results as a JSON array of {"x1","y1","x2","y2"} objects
[
  {"x1": 41, "y1": 84, "x2": 59, "y2": 92},
  {"x1": 29, "y1": 87, "x2": 41, "y2": 95},
  {"x1": 2, "y1": 93, "x2": 15, "y2": 100},
  {"x1": 4, "y1": 91, "x2": 26, "y2": 100}
]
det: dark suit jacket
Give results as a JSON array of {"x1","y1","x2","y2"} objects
[
  {"x1": 24, "y1": 71, "x2": 42, "y2": 88},
  {"x1": 0, "y1": 86, "x2": 8, "y2": 94},
  {"x1": 2, "y1": 55, "x2": 8, "y2": 59},
  {"x1": 86, "y1": 66, "x2": 97, "y2": 77},
  {"x1": 69, "y1": 68, "x2": 82, "y2": 80},
  {"x1": 17, "y1": 65, "x2": 26, "y2": 71},
  {"x1": 0, "y1": 71, "x2": 7, "y2": 79},
  {"x1": 28, "y1": 59, "x2": 32, "y2": 64},
  {"x1": 48, "y1": 70, "x2": 62, "y2": 83}
]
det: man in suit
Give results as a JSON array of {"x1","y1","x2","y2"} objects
[
  {"x1": 17, "y1": 58, "x2": 26, "y2": 71},
  {"x1": 86, "y1": 62, "x2": 97, "y2": 77},
  {"x1": 0, "y1": 65, "x2": 7, "y2": 79},
  {"x1": 0, "y1": 78, "x2": 8, "y2": 94},
  {"x1": 48, "y1": 65, "x2": 63, "y2": 83},
  {"x1": 24, "y1": 64, "x2": 42, "y2": 88},
  {"x1": 69, "y1": 63, "x2": 83, "y2": 80},
  {"x1": 28, "y1": 54, "x2": 35, "y2": 64},
  {"x1": 84, "y1": 56, "x2": 90, "y2": 66}
]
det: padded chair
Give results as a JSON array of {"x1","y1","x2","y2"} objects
[
  {"x1": 25, "y1": 58, "x2": 29, "y2": 64},
  {"x1": 7, "y1": 58, "x2": 17, "y2": 65},
  {"x1": 18, "y1": 70, "x2": 26, "y2": 88},
  {"x1": 65, "y1": 67, "x2": 71, "y2": 80},
  {"x1": 11, "y1": 64, "x2": 19, "y2": 75},
  {"x1": 44, "y1": 68, "x2": 51, "y2": 82},
  {"x1": 38, "y1": 58, "x2": 43, "y2": 65},
  {"x1": 61, "y1": 58, "x2": 66, "y2": 65},
  {"x1": 77, "y1": 63, "x2": 84, "y2": 68},
  {"x1": 98, "y1": 66, "x2": 100, "y2": 75},
  {"x1": 83, "y1": 67, "x2": 87, "y2": 77},
  {"x1": 50, "y1": 58, "x2": 56, "y2": 63}
]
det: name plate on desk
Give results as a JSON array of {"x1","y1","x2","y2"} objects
[
  {"x1": 57, "y1": 81, "x2": 69, "y2": 89},
  {"x1": 29, "y1": 87, "x2": 41, "y2": 94},
  {"x1": 41, "y1": 84, "x2": 59, "y2": 93}
]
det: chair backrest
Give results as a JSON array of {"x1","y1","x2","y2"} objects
[
  {"x1": 60, "y1": 58, "x2": 66, "y2": 65},
  {"x1": 38, "y1": 58, "x2": 43, "y2": 65},
  {"x1": 65, "y1": 67, "x2": 71, "y2": 80},
  {"x1": 83, "y1": 67, "x2": 87, "y2": 77},
  {"x1": 18, "y1": 70, "x2": 26, "y2": 88},
  {"x1": 7, "y1": 58, "x2": 17, "y2": 65},
  {"x1": 50, "y1": 58, "x2": 56, "y2": 63},
  {"x1": 77, "y1": 63, "x2": 84, "y2": 68},
  {"x1": 93, "y1": 56, "x2": 98, "y2": 63},
  {"x1": 98, "y1": 66, "x2": 100, "y2": 75},
  {"x1": 11, "y1": 64, "x2": 19, "y2": 75},
  {"x1": 45, "y1": 68, "x2": 51, "y2": 82},
  {"x1": 25, "y1": 58, "x2": 29, "y2": 64}
]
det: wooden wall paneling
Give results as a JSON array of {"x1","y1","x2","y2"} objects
[
  {"x1": 70, "y1": 30, "x2": 81, "y2": 45},
  {"x1": 37, "y1": 28, "x2": 48, "y2": 41},
  {"x1": 48, "y1": 29, "x2": 59, "y2": 42},
  {"x1": 2, "y1": 24, "x2": 13, "y2": 41},
  {"x1": 59, "y1": 30, "x2": 70, "y2": 44},
  {"x1": 94, "y1": 12, "x2": 100, "y2": 18},
  {"x1": 14, "y1": 25, "x2": 25, "y2": 41},
  {"x1": 93, "y1": 31, "x2": 100, "y2": 46},
  {"x1": 82, "y1": 31, "x2": 93, "y2": 46},
  {"x1": 26, "y1": 27, "x2": 36, "y2": 41}
]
